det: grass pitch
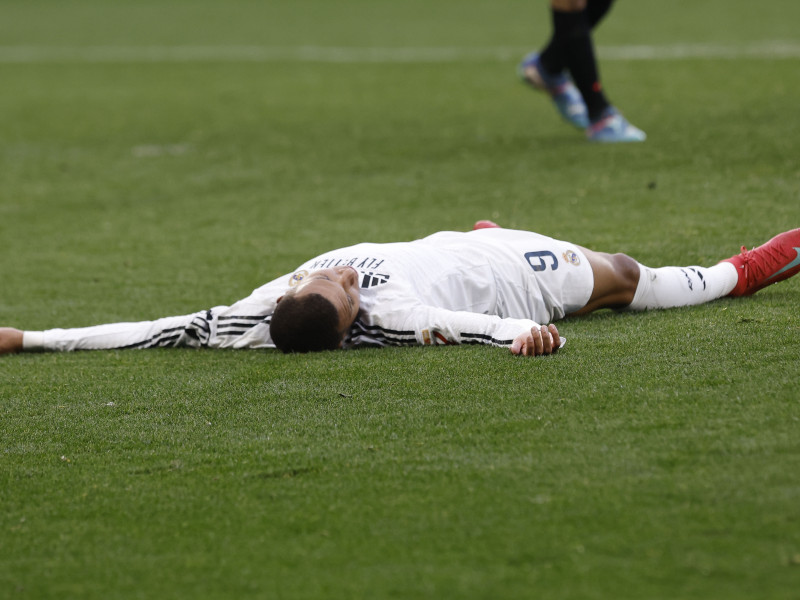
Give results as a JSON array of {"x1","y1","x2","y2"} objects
[{"x1": 2, "y1": 1, "x2": 800, "y2": 598}]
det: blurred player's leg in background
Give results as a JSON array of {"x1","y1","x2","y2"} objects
[{"x1": 519, "y1": 0, "x2": 645, "y2": 142}]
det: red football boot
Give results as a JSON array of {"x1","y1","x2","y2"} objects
[
  {"x1": 722, "y1": 228, "x2": 800, "y2": 296},
  {"x1": 472, "y1": 220, "x2": 500, "y2": 230}
]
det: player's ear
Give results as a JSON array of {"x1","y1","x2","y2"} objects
[{"x1": 276, "y1": 295, "x2": 283, "y2": 304}]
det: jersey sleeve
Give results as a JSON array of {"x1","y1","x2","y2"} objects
[
  {"x1": 21, "y1": 278, "x2": 288, "y2": 353},
  {"x1": 349, "y1": 303, "x2": 540, "y2": 349},
  {"x1": 23, "y1": 312, "x2": 215, "y2": 352}
]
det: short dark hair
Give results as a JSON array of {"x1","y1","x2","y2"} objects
[{"x1": 270, "y1": 292, "x2": 343, "y2": 353}]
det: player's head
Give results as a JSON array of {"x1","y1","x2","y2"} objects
[{"x1": 270, "y1": 266, "x2": 361, "y2": 353}]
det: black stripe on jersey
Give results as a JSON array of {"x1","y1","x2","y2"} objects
[
  {"x1": 189, "y1": 316, "x2": 211, "y2": 343},
  {"x1": 217, "y1": 321, "x2": 267, "y2": 331},
  {"x1": 357, "y1": 332, "x2": 418, "y2": 345},
  {"x1": 218, "y1": 315, "x2": 266, "y2": 322},
  {"x1": 149, "y1": 333, "x2": 182, "y2": 347},
  {"x1": 216, "y1": 315, "x2": 270, "y2": 337},
  {"x1": 350, "y1": 320, "x2": 414, "y2": 337},
  {"x1": 190, "y1": 318, "x2": 210, "y2": 333},
  {"x1": 461, "y1": 332, "x2": 514, "y2": 345},
  {"x1": 347, "y1": 334, "x2": 418, "y2": 347},
  {"x1": 386, "y1": 337, "x2": 419, "y2": 346},
  {"x1": 119, "y1": 326, "x2": 187, "y2": 350},
  {"x1": 347, "y1": 320, "x2": 513, "y2": 347},
  {"x1": 346, "y1": 319, "x2": 417, "y2": 346}
]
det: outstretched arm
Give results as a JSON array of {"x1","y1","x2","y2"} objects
[
  {"x1": 1, "y1": 278, "x2": 289, "y2": 355},
  {"x1": 351, "y1": 304, "x2": 563, "y2": 357},
  {"x1": 0, "y1": 328, "x2": 23, "y2": 355},
  {"x1": 5, "y1": 307, "x2": 273, "y2": 354}
]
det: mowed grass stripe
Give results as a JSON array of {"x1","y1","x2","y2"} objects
[{"x1": 1, "y1": 41, "x2": 800, "y2": 63}]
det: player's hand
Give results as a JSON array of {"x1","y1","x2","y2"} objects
[{"x1": 510, "y1": 324, "x2": 561, "y2": 357}]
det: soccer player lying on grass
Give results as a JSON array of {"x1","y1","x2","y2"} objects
[{"x1": 1, "y1": 224, "x2": 799, "y2": 357}]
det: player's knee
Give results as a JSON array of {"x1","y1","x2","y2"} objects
[
  {"x1": 609, "y1": 253, "x2": 640, "y2": 302},
  {"x1": 575, "y1": 250, "x2": 641, "y2": 314}
]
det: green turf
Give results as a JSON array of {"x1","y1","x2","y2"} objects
[{"x1": 2, "y1": 0, "x2": 800, "y2": 598}]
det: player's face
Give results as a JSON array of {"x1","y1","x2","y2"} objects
[{"x1": 292, "y1": 266, "x2": 361, "y2": 334}]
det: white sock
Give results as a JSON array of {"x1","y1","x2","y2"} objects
[{"x1": 628, "y1": 262, "x2": 738, "y2": 311}]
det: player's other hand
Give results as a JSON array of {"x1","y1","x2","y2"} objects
[{"x1": 510, "y1": 324, "x2": 560, "y2": 357}]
